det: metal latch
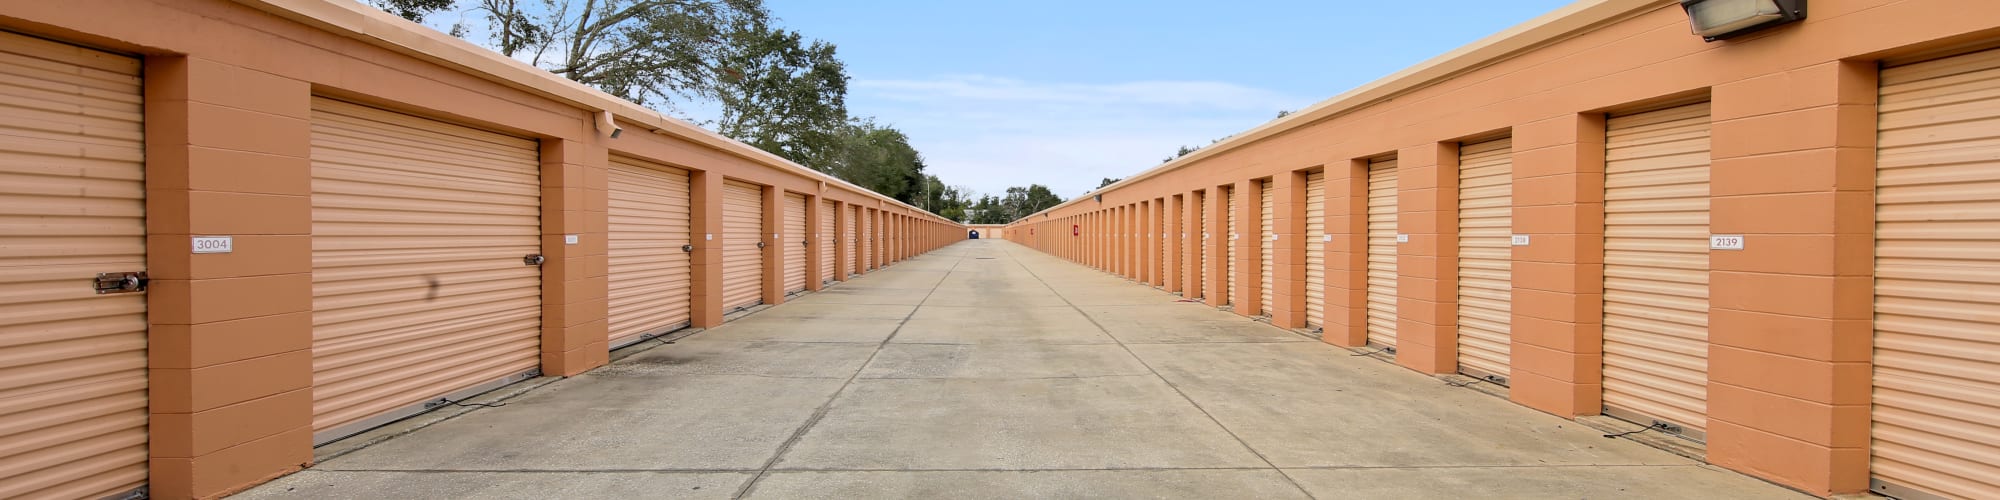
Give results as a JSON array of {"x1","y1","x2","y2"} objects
[
  {"x1": 524, "y1": 254, "x2": 545, "y2": 266},
  {"x1": 682, "y1": 244, "x2": 695, "y2": 253},
  {"x1": 757, "y1": 241, "x2": 767, "y2": 249},
  {"x1": 94, "y1": 272, "x2": 148, "y2": 294}
]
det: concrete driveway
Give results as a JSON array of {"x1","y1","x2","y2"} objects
[{"x1": 239, "y1": 240, "x2": 1803, "y2": 499}]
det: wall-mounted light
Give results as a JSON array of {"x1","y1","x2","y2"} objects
[{"x1": 1681, "y1": 0, "x2": 1805, "y2": 42}]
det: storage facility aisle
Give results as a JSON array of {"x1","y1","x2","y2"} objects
[{"x1": 241, "y1": 239, "x2": 1799, "y2": 499}]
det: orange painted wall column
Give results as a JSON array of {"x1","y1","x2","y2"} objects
[
  {"x1": 832, "y1": 201, "x2": 848, "y2": 281},
  {"x1": 759, "y1": 185, "x2": 784, "y2": 305},
  {"x1": 1705, "y1": 61, "x2": 1875, "y2": 497},
  {"x1": 805, "y1": 195, "x2": 824, "y2": 292},
  {"x1": 1507, "y1": 113, "x2": 1606, "y2": 418},
  {"x1": 143, "y1": 56, "x2": 314, "y2": 499},
  {"x1": 689, "y1": 170, "x2": 725, "y2": 328},
  {"x1": 1274, "y1": 171, "x2": 1307, "y2": 329},
  {"x1": 538, "y1": 138, "x2": 610, "y2": 376},
  {"x1": 1395, "y1": 143, "x2": 1456, "y2": 374},
  {"x1": 1234, "y1": 179, "x2": 1259, "y2": 316},
  {"x1": 1327, "y1": 160, "x2": 1370, "y2": 347}
]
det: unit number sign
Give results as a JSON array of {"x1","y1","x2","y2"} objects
[
  {"x1": 1710, "y1": 234, "x2": 1746, "y2": 250},
  {"x1": 192, "y1": 236, "x2": 233, "y2": 254}
]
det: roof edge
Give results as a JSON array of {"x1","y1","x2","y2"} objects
[
  {"x1": 1013, "y1": 0, "x2": 1670, "y2": 223},
  {"x1": 232, "y1": 0, "x2": 958, "y2": 224}
]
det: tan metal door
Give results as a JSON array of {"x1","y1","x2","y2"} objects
[
  {"x1": 1306, "y1": 171, "x2": 1327, "y2": 330},
  {"x1": 1367, "y1": 157, "x2": 1399, "y2": 348},
  {"x1": 1457, "y1": 137, "x2": 1514, "y2": 381},
  {"x1": 1601, "y1": 101, "x2": 1710, "y2": 437},
  {"x1": 847, "y1": 205, "x2": 859, "y2": 274},
  {"x1": 1200, "y1": 194, "x2": 1210, "y2": 299},
  {"x1": 820, "y1": 199, "x2": 836, "y2": 284},
  {"x1": 721, "y1": 180, "x2": 763, "y2": 311},
  {"x1": 1260, "y1": 180, "x2": 1275, "y2": 316},
  {"x1": 782, "y1": 193, "x2": 807, "y2": 294},
  {"x1": 1226, "y1": 187, "x2": 1237, "y2": 305},
  {"x1": 0, "y1": 33, "x2": 147, "y2": 500},
  {"x1": 607, "y1": 156, "x2": 692, "y2": 349},
  {"x1": 1159, "y1": 203, "x2": 1169, "y2": 286},
  {"x1": 862, "y1": 209, "x2": 873, "y2": 271},
  {"x1": 309, "y1": 97, "x2": 541, "y2": 442},
  {"x1": 1871, "y1": 48, "x2": 2000, "y2": 500}
]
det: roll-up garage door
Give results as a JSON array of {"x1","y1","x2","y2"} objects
[
  {"x1": 1306, "y1": 171, "x2": 1327, "y2": 330},
  {"x1": 847, "y1": 206, "x2": 860, "y2": 274},
  {"x1": 1601, "y1": 101, "x2": 1710, "y2": 438},
  {"x1": 0, "y1": 34, "x2": 147, "y2": 500},
  {"x1": 820, "y1": 199, "x2": 836, "y2": 284},
  {"x1": 721, "y1": 180, "x2": 763, "y2": 311},
  {"x1": 309, "y1": 97, "x2": 541, "y2": 441},
  {"x1": 1367, "y1": 157, "x2": 1399, "y2": 348},
  {"x1": 862, "y1": 210, "x2": 874, "y2": 272},
  {"x1": 1871, "y1": 48, "x2": 2000, "y2": 500},
  {"x1": 1225, "y1": 187, "x2": 1237, "y2": 306},
  {"x1": 782, "y1": 193, "x2": 807, "y2": 294},
  {"x1": 1160, "y1": 203, "x2": 1170, "y2": 287},
  {"x1": 1260, "y1": 180, "x2": 1275, "y2": 316},
  {"x1": 1199, "y1": 194, "x2": 1210, "y2": 299},
  {"x1": 607, "y1": 156, "x2": 692, "y2": 349},
  {"x1": 1457, "y1": 137, "x2": 1514, "y2": 381}
]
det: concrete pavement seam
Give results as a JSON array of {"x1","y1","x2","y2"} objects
[
  {"x1": 994, "y1": 242, "x2": 1321, "y2": 500},
  {"x1": 730, "y1": 242, "x2": 973, "y2": 499}
]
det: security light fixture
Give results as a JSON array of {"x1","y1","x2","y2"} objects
[{"x1": 1681, "y1": 0, "x2": 1805, "y2": 41}]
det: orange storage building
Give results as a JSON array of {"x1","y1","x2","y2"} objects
[{"x1": 1005, "y1": 1, "x2": 2000, "y2": 498}]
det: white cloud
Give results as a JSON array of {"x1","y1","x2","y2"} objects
[{"x1": 848, "y1": 75, "x2": 1314, "y2": 200}]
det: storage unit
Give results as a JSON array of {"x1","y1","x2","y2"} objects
[
  {"x1": 1159, "y1": 203, "x2": 1169, "y2": 286},
  {"x1": 1260, "y1": 180, "x2": 1274, "y2": 316},
  {"x1": 1366, "y1": 157, "x2": 1399, "y2": 348},
  {"x1": 820, "y1": 199, "x2": 836, "y2": 284},
  {"x1": 1199, "y1": 193, "x2": 1210, "y2": 299},
  {"x1": 308, "y1": 97, "x2": 542, "y2": 441},
  {"x1": 1225, "y1": 187, "x2": 1237, "y2": 305},
  {"x1": 1306, "y1": 171, "x2": 1327, "y2": 330},
  {"x1": 0, "y1": 33, "x2": 148, "y2": 500},
  {"x1": 862, "y1": 209, "x2": 874, "y2": 271},
  {"x1": 721, "y1": 179, "x2": 764, "y2": 311},
  {"x1": 847, "y1": 205, "x2": 860, "y2": 274},
  {"x1": 1870, "y1": 48, "x2": 2000, "y2": 500},
  {"x1": 1456, "y1": 137, "x2": 1514, "y2": 381},
  {"x1": 782, "y1": 192, "x2": 807, "y2": 294},
  {"x1": 606, "y1": 156, "x2": 693, "y2": 349},
  {"x1": 1600, "y1": 101, "x2": 1711, "y2": 437}
]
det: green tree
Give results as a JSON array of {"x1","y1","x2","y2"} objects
[
  {"x1": 827, "y1": 120, "x2": 925, "y2": 203},
  {"x1": 1098, "y1": 177, "x2": 1122, "y2": 189},
  {"x1": 1001, "y1": 184, "x2": 1063, "y2": 221},
  {"x1": 473, "y1": 0, "x2": 770, "y2": 108},
  {"x1": 372, "y1": 0, "x2": 454, "y2": 22},
  {"x1": 968, "y1": 195, "x2": 1011, "y2": 224},
  {"x1": 713, "y1": 21, "x2": 848, "y2": 169}
]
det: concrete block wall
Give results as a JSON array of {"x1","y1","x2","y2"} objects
[{"x1": 1003, "y1": 1, "x2": 2000, "y2": 497}]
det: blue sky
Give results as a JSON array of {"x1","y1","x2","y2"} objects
[{"x1": 764, "y1": 0, "x2": 1574, "y2": 199}]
